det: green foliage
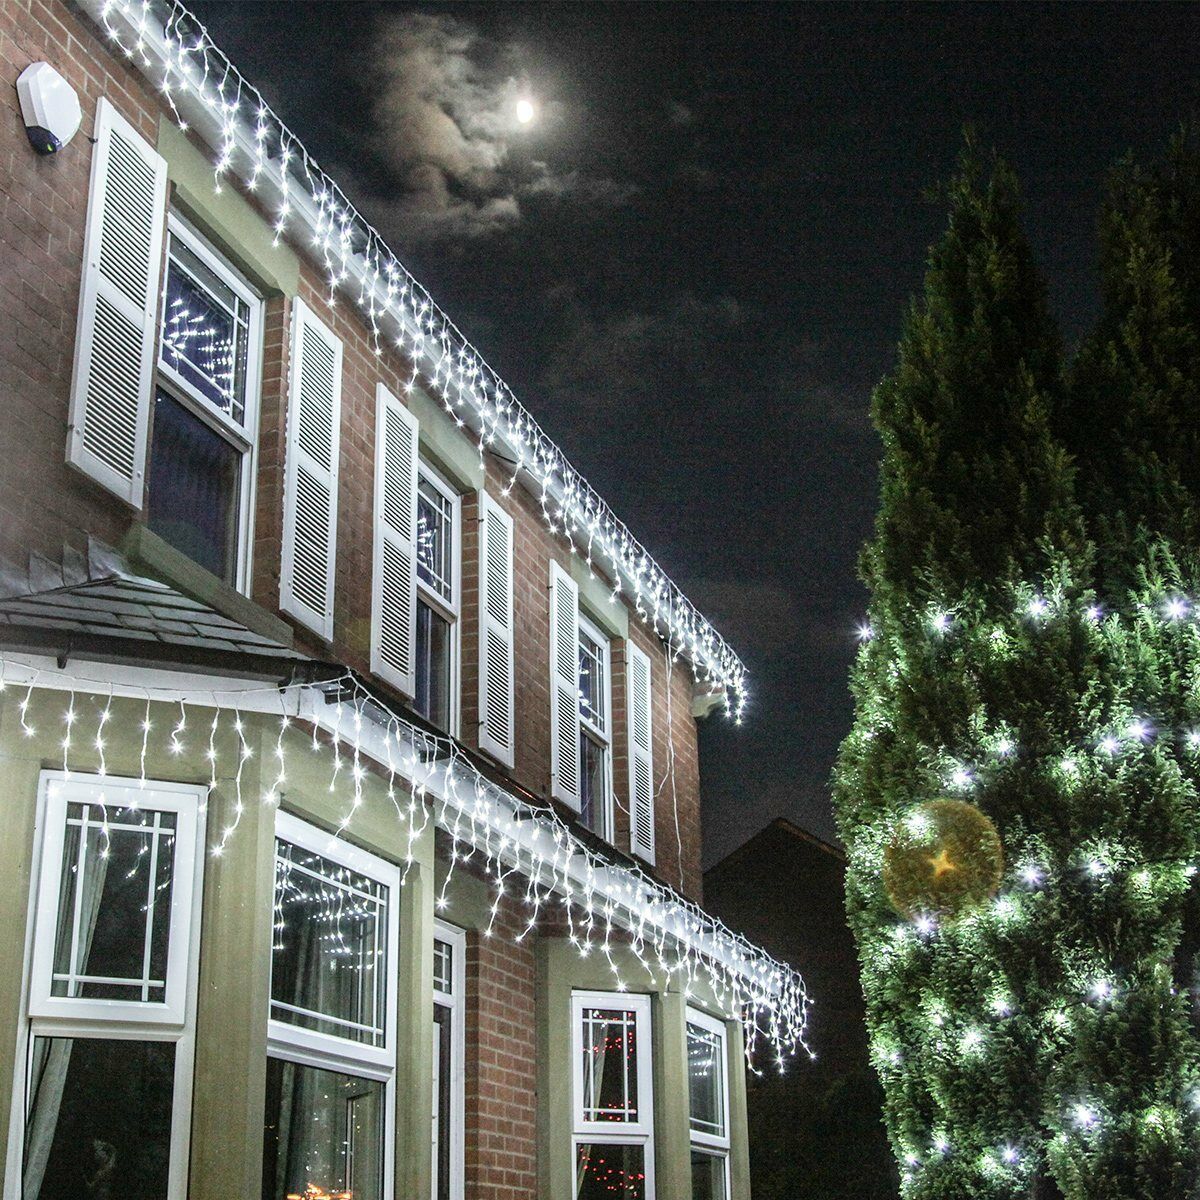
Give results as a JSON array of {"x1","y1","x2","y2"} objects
[{"x1": 834, "y1": 135, "x2": 1200, "y2": 1199}]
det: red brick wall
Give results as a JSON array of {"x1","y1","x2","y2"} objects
[
  {"x1": 0, "y1": 0, "x2": 154, "y2": 567},
  {"x1": 465, "y1": 891, "x2": 539, "y2": 1198}
]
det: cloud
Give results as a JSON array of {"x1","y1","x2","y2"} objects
[
  {"x1": 673, "y1": 160, "x2": 720, "y2": 192},
  {"x1": 370, "y1": 13, "x2": 634, "y2": 242},
  {"x1": 667, "y1": 100, "x2": 694, "y2": 127},
  {"x1": 524, "y1": 165, "x2": 639, "y2": 207},
  {"x1": 539, "y1": 287, "x2": 753, "y2": 411}
]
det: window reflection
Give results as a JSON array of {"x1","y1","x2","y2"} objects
[
  {"x1": 261, "y1": 1058, "x2": 384, "y2": 1200},
  {"x1": 271, "y1": 840, "x2": 389, "y2": 1047},
  {"x1": 575, "y1": 1143, "x2": 646, "y2": 1200}
]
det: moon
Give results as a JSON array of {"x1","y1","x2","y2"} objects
[{"x1": 516, "y1": 97, "x2": 535, "y2": 125}]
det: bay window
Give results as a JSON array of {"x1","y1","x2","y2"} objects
[
  {"x1": 686, "y1": 1009, "x2": 731, "y2": 1200},
  {"x1": 571, "y1": 991, "x2": 654, "y2": 1200},
  {"x1": 263, "y1": 812, "x2": 400, "y2": 1200},
  {"x1": 414, "y1": 464, "x2": 461, "y2": 734},
  {"x1": 10, "y1": 773, "x2": 205, "y2": 1200},
  {"x1": 577, "y1": 614, "x2": 613, "y2": 840},
  {"x1": 150, "y1": 213, "x2": 262, "y2": 591}
]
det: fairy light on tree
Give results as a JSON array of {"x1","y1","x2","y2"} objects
[{"x1": 835, "y1": 138, "x2": 1200, "y2": 1199}]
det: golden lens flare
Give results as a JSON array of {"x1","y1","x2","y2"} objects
[{"x1": 883, "y1": 799, "x2": 1004, "y2": 918}]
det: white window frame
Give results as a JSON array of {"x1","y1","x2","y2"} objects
[
  {"x1": 571, "y1": 990, "x2": 655, "y2": 1198},
  {"x1": 578, "y1": 611, "x2": 614, "y2": 842},
  {"x1": 432, "y1": 920, "x2": 466, "y2": 1200},
  {"x1": 267, "y1": 810, "x2": 401, "y2": 1199},
  {"x1": 415, "y1": 460, "x2": 462, "y2": 737},
  {"x1": 5, "y1": 771, "x2": 207, "y2": 1200},
  {"x1": 154, "y1": 211, "x2": 264, "y2": 594},
  {"x1": 686, "y1": 1007, "x2": 731, "y2": 1196}
]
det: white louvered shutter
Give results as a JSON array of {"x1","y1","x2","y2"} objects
[
  {"x1": 548, "y1": 561, "x2": 581, "y2": 808},
  {"x1": 478, "y1": 493, "x2": 515, "y2": 766},
  {"x1": 627, "y1": 642, "x2": 656, "y2": 863},
  {"x1": 281, "y1": 298, "x2": 342, "y2": 640},
  {"x1": 370, "y1": 384, "x2": 419, "y2": 695},
  {"x1": 66, "y1": 97, "x2": 167, "y2": 507}
]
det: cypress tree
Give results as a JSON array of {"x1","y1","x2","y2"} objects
[
  {"x1": 833, "y1": 141, "x2": 1198, "y2": 1199},
  {"x1": 1065, "y1": 126, "x2": 1200, "y2": 573},
  {"x1": 1052, "y1": 128, "x2": 1200, "y2": 1198},
  {"x1": 835, "y1": 141, "x2": 1082, "y2": 1197}
]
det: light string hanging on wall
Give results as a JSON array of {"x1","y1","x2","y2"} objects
[
  {"x1": 90, "y1": 0, "x2": 749, "y2": 721},
  {"x1": 0, "y1": 652, "x2": 809, "y2": 1068}
]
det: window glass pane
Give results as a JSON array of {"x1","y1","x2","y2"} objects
[
  {"x1": 262, "y1": 1057, "x2": 384, "y2": 1200},
  {"x1": 578, "y1": 630, "x2": 606, "y2": 731},
  {"x1": 579, "y1": 732, "x2": 608, "y2": 837},
  {"x1": 415, "y1": 601, "x2": 452, "y2": 732},
  {"x1": 580, "y1": 1007, "x2": 638, "y2": 1122},
  {"x1": 417, "y1": 477, "x2": 454, "y2": 603},
  {"x1": 161, "y1": 236, "x2": 249, "y2": 423},
  {"x1": 148, "y1": 390, "x2": 241, "y2": 585},
  {"x1": 271, "y1": 839, "x2": 389, "y2": 1047},
  {"x1": 687, "y1": 1022, "x2": 725, "y2": 1138},
  {"x1": 51, "y1": 803, "x2": 177, "y2": 1003},
  {"x1": 690, "y1": 1149, "x2": 728, "y2": 1200},
  {"x1": 24, "y1": 1036, "x2": 175, "y2": 1200},
  {"x1": 575, "y1": 1143, "x2": 646, "y2": 1200},
  {"x1": 433, "y1": 1005, "x2": 452, "y2": 1200},
  {"x1": 433, "y1": 939, "x2": 453, "y2": 995}
]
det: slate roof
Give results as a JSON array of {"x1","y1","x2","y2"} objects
[{"x1": 0, "y1": 538, "x2": 307, "y2": 674}]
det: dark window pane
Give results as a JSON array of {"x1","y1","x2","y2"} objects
[
  {"x1": 687, "y1": 1022, "x2": 725, "y2": 1138},
  {"x1": 51, "y1": 804, "x2": 176, "y2": 1002},
  {"x1": 578, "y1": 631, "x2": 606, "y2": 730},
  {"x1": 23, "y1": 1037, "x2": 175, "y2": 1200},
  {"x1": 575, "y1": 1143, "x2": 646, "y2": 1200},
  {"x1": 148, "y1": 391, "x2": 241, "y2": 584},
  {"x1": 690, "y1": 1149, "x2": 728, "y2": 1200},
  {"x1": 161, "y1": 238, "x2": 248, "y2": 422},
  {"x1": 579, "y1": 734, "x2": 607, "y2": 837},
  {"x1": 433, "y1": 1004, "x2": 452, "y2": 1200},
  {"x1": 271, "y1": 840, "x2": 389, "y2": 1046},
  {"x1": 416, "y1": 479, "x2": 453, "y2": 602},
  {"x1": 262, "y1": 1058, "x2": 384, "y2": 1200},
  {"x1": 415, "y1": 601, "x2": 452, "y2": 732},
  {"x1": 433, "y1": 939, "x2": 453, "y2": 995}
]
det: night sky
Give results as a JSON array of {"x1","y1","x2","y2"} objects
[{"x1": 188, "y1": 1, "x2": 1199, "y2": 862}]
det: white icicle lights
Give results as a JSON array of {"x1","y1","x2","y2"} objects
[
  {"x1": 91, "y1": 0, "x2": 748, "y2": 720},
  {"x1": 1, "y1": 654, "x2": 810, "y2": 1065}
]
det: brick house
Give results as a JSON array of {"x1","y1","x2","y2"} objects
[{"x1": 0, "y1": 3, "x2": 808, "y2": 1199}]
